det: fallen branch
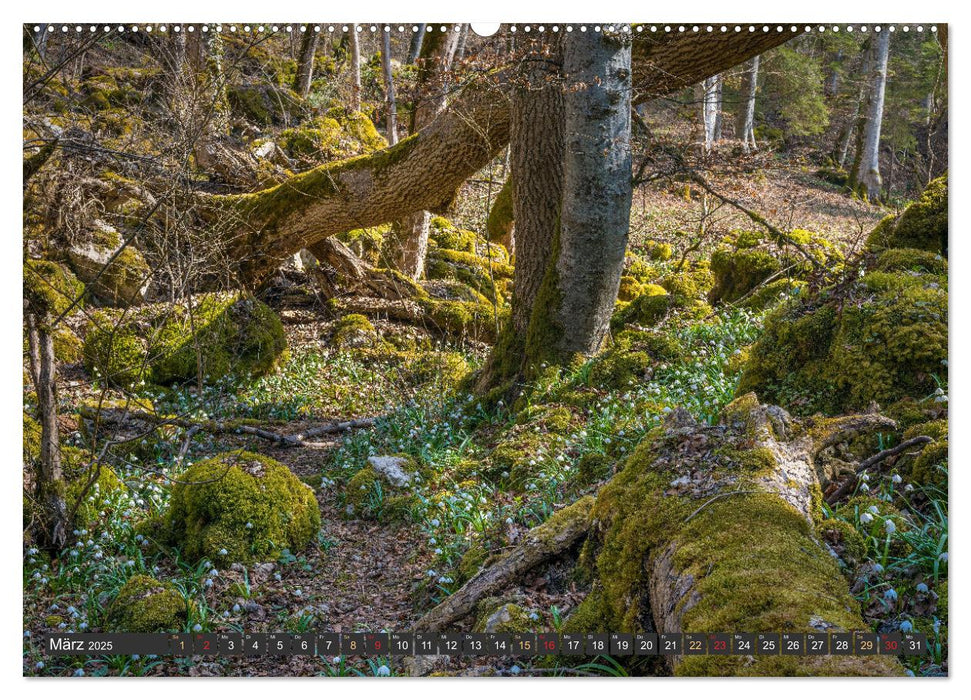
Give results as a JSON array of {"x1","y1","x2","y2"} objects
[
  {"x1": 415, "y1": 496, "x2": 594, "y2": 632},
  {"x1": 80, "y1": 406, "x2": 376, "y2": 448},
  {"x1": 826, "y1": 435, "x2": 933, "y2": 506}
]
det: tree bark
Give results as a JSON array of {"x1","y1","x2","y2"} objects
[
  {"x1": 701, "y1": 75, "x2": 719, "y2": 151},
  {"x1": 712, "y1": 73, "x2": 723, "y2": 141},
  {"x1": 455, "y1": 24, "x2": 470, "y2": 62},
  {"x1": 552, "y1": 27, "x2": 632, "y2": 358},
  {"x1": 381, "y1": 31, "x2": 398, "y2": 146},
  {"x1": 217, "y1": 30, "x2": 797, "y2": 285},
  {"x1": 855, "y1": 29, "x2": 890, "y2": 202},
  {"x1": 737, "y1": 56, "x2": 759, "y2": 153},
  {"x1": 385, "y1": 25, "x2": 462, "y2": 279},
  {"x1": 294, "y1": 28, "x2": 320, "y2": 98},
  {"x1": 407, "y1": 24, "x2": 426, "y2": 64},
  {"x1": 349, "y1": 25, "x2": 361, "y2": 112},
  {"x1": 27, "y1": 311, "x2": 69, "y2": 552}
]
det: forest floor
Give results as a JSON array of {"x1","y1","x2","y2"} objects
[{"x1": 23, "y1": 166, "x2": 946, "y2": 678}]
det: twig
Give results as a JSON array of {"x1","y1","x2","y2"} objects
[{"x1": 825, "y1": 435, "x2": 933, "y2": 506}]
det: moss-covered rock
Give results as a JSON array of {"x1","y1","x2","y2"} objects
[
  {"x1": 344, "y1": 454, "x2": 423, "y2": 522},
  {"x1": 83, "y1": 293, "x2": 287, "y2": 387},
  {"x1": 227, "y1": 84, "x2": 304, "y2": 126},
  {"x1": 590, "y1": 329, "x2": 683, "y2": 390},
  {"x1": 474, "y1": 602, "x2": 533, "y2": 633},
  {"x1": 425, "y1": 247, "x2": 513, "y2": 306},
  {"x1": 331, "y1": 313, "x2": 379, "y2": 349},
  {"x1": 709, "y1": 247, "x2": 782, "y2": 304},
  {"x1": 64, "y1": 222, "x2": 150, "y2": 307},
  {"x1": 866, "y1": 174, "x2": 947, "y2": 256},
  {"x1": 429, "y1": 216, "x2": 478, "y2": 254},
  {"x1": 905, "y1": 420, "x2": 948, "y2": 488},
  {"x1": 738, "y1": 278, "x2": 805, "y2": 311},
  {"x1": 162, "y1": 451, "x2": 320, "y2": 565},
  {"x1": 486, "y1": 178, "x2": 514, "y2": 244},
  {"x1": 609, "y1": 285, "x2": 670, "y2": 332},
  {"x1": 278, "y1": 111, "x2": 386, "y2": 165},
  {"x1": 874, "y1": 247, "x2": 947, "y2": 276},
  {"x1": 24, "y1": 260, "x2": 84, "y2": 318},
  {"x1": 737, "y1": 264, "x2": 947, "y2": 416},
  {"x1": 816, "y1": 518, "x2": 867, "y2": 565},
  {"x1": 106, "y1": 575, "x2": 187, "y2": 633}
]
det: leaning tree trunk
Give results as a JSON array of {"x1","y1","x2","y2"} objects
[
  {"x1": 385, "y1": 25, "x2": 462, "y2": 279},
  {"x1": 737, "y1": 56, "x2": 759, "y2": 153},
  {"x1": 215, "y1": 30, "x2": 797, "y2": 285},
  {"x1": 855, "y1": 29, "x2": 890, "y2": 202},
  {"x1": 578, "y1": 395, "x2": 903, "y2": 676},
  {"x1": 294, "y1": 28, "x2": 320, "y2": 98},
  {"x1": 349, "y1": 25, "x2": 361, "y2": 112}
]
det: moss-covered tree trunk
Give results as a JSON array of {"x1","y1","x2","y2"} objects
[
  {"x1": 216, "y1": 30, "x2": 796, "y2": 286},
  {"x1": 572, "y1": 395, "x2": 903, "y2": 676},
  {"x1": 481, "y1": 28, "x2": 632, "y2": 389}
]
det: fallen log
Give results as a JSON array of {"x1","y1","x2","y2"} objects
[
  {"x1": 572, "y1": 393, "x2": 903, "y2": 676},
  {"x1": 79, "y1": 405, "x2": 376, "y2": 448},
  {"x1": 415, "y1": 495, "x2": 594, "y2": 632}
]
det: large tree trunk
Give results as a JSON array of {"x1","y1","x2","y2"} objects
[
  {"x1": 217, "y1": 29, "x2": 797, "y2": 285},
  {"x1": 385, "y1": 25, "x2": 462, "y2": 279},
  {"x1": 578, "y1": 396, "x2": 903, "y2": 676},
  {"x1": 737, "y1": 56, "x2": 759, "y2": 153},
  {"x1": 294, "y1": 28, "x2": 320, "y2": 98},
  {"x1": 551, "y1": 27, "x2": 632, "y2": 358},
  {"x1": 349, "y1": 25, "x2": 361, "y2": 112},
  {"x1": 855, "y1": 29, "x2": 890, "y2": 202}
]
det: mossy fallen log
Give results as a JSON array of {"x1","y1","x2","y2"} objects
[{"x1": 573, "y1": 394, "x2": 903, "y2": 676}]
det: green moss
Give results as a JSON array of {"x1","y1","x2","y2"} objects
[
  {"x1": 624, "y1": 252, "x2": 657, "y2": 285},
  {"x1": 874, "y1": 248, "x2": 947, "y2": 275},
  {"x1": 738, "y1": 266, "x2": 946, "y2": 415},
  {"x1": 873, "y1": 174, "x2": 947, "y2": 256},
  {"x1": 576, "y1": 452, "x2": 612, "y2": 486},
  {"x1": 24, "y1": 260, "x2": 84, "y2": 318},
  {"x1": 457, "y1": 542, "x2": 489, "y2": 584},
  {"x1": 906, "y1": 420, "x2": 948, "y2": 488},
  {"x1": 107, "y1": 575, "x2": 187, "y2": 633},
  {"x1": 227, "y1": 84, "x2": 303, "y2": 126},
  {"x1": 590, "y1": 329, "x2": 683, "y2": 389},
  {"x1": 486, "y1": 177, "x2": 514, "y2": 243},
  {"x1": 83, "y1": 294, "x2": 287, "y2": 387},
  {"x1": 578, "y1": 408, "x2": 902, "y2": 676},
  {"x1": 66, "y1": 458, "x2": 125, "y2": 526},
  {"x1": 562, "y1": 585, "x2": 612, "y2": 633},
  {"x1": 473, "y1": 602, "x2": 533, "y2": 634},
  {"x1": 739, "y1": 278, "x2": 805, "y2": 311},
  {"x1": 646, "y1": 241, "x2": 674, "y2": 261},
  {"x1": 332, "y1": 313, "x2": 378, "y2": 348},
  {"x1": 335, "y1": 226, "x2": 388, "y2": 265},
  {"x1": 420, "y1": 298, "x2": 501, "y2": 343},
  {"x1": 429, "y1": 217, "x2": 478, "y2": 254},
  {"x1": 609, "y1": 286, "x2": 670, "y2": 332},
  {"x1": 709, "y1": 247, "x2": 782, "y2": 305},
  {"x1": 816, "y1": 518, "x2": 867, "y2": 565},
  {"x1": 344, "y1": 456, "x2": 422, "y2": 522},
  {"x1": 163, "y1": 451, "x2": 320, "y2": 565},
  {"x1": 23, "y1": 412, "x2": 42, "y2": 466}
]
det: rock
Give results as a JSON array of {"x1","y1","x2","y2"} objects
[
  {"x1": 367, "y1": 455, "x2": 416, "y2": 488},
  {"x1": 66, "y1": 220, "x2": 149, "y2": 306},
  {"x1": 475, "y1": 602, "x2": 532, "y2": 634},
  {"x1": 106, "y1": 575, "x2": 187, "y2": 633}
]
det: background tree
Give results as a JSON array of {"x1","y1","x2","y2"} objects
[
  {"x1": 349, "y1": 24, "x2": 361, "y2": 111},
  {"x1": 855, "y1": 28, "x2": 890, "y2": 201},
  {"x1": 737, "y1": 56, "x2": 759, "y2": 152},
  {"x1": 294, "y1": 27, "x2": 320, "y2": 98},
  {"x1": 381, "y1": 29, "x2": 398, "y2": 145}
]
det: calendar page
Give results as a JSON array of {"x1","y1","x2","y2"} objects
[{"x1": 21, "y1": 17, "x2": 948, "y2": 681}]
